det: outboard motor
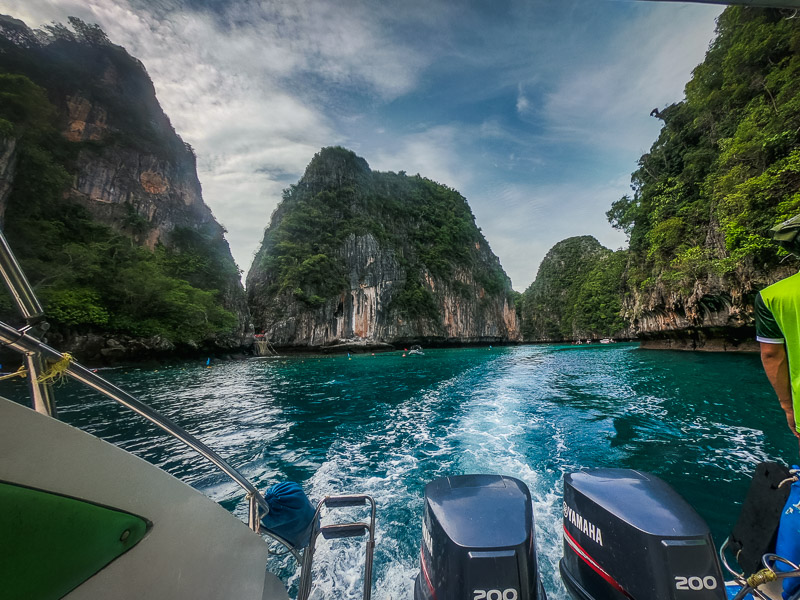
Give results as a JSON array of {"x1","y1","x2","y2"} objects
[
  {"x1": 560, "y1": 469, "x2": 725, "y2": 600},
  {"x1": 414, "y1": 474, "x2": 546, "y2": 600}
]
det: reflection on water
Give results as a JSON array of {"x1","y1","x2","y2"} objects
[{"x1": 3, "y1": 344, "x2": 795, "y2": 599}]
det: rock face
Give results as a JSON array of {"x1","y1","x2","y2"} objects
[
  {"x1": 247, "y1": 147, "x2": 519, "y2": 348},
  {"x1": 46, "y1": 53, "x2": 218, "y2": 250},
  {"x1": 623, "y1": 251, "x2": 793, "y2": 351},
  {"x1": 52, "y1": 70, "x2": 214, "y2": 253},
  {"x1": 0, "y1": 16, "x2": 249, "y2": 357}
]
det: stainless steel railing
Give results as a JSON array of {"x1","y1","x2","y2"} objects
[
  {"x1": 0, "y1": 227, "x2": 271, "y2": 531},
  {"x1": 0, "y1": 319, "x2": 271, "y2": 526},
  {"x1": 298, "y1": 494, "x2": 377, "y2": 600},
  {"x1": 0, "y1": 228, "x2": 44, "y2": 323}
]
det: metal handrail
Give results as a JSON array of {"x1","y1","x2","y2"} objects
[
  {"x1": 298, "y1": 494, "x2": 376, "y2": 600},
  {"x1": 0, "y1": 319, "x2": 270, "y2": 528},
  {"x1": 0, "y1": 227, "x2": 282, "y2": 540},
  {"x1": 0, "y1": 229, "x2": 43, "y2": 323}
]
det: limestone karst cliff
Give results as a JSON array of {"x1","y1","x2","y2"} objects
[
  {"x1": 606, "y1": 7, "x2": 800, "y2": 350},
  {"x1": 520, "y1": 236, "x2": 628, "y2": 342},
  {"x1": 0, "y1": 16, "x2": 248, "y2": 360},
  {"x1": 246, "y1": 147, "x2": 520, "y2": 348}
]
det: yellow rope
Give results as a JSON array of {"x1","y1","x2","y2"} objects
[
  {"x1": 746, "y1": 569, "x2": 778, "y2": 588},
  {"x1": 0, "y1": 354, "x2": 73, "y2": 385},
  {"x1": 37, "y1": 353, "x2": 73, "y2": 385},
  {"x1": 0, "y1": 365, "x2": 28, "y2": 381}
]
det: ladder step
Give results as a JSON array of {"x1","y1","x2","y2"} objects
[
  {"x1": 320, "y1": 522, "x2": 369, "y2": 539},
  {"x1": 325, "y1": 495, "x2": 369, "y2": 508}
]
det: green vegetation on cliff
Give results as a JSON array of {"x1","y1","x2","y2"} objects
[
  {"x1": 252, "y1": 146, "x2": 512, "y2": 321},
  {"x1": 528, "y1": 7, "x2": 800, "y2": 341},
  {"x1": 608, "y1": 7, "x2": 800, "y2": 295},
  {"x1": 572, "y1": 251, "x2": 628, "y2": 336},
  {"x1": 0, "y1": 27, "x2": 238, "y2": 346},
  {"x1": 520, "y1": 236, "x2": 627, "y2": 341},
  {"x1": 0, "y1": 15, "x2": 188, "y2": 157}
]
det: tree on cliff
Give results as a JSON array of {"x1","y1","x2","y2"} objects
[
  {"x1": 520, "y1": 236, "x2": 627, "y2": 341},
  {"x1": 608, "y1": 7, "x2": 800, "y2": 301}
]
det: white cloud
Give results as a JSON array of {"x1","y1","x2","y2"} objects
[
  {"x1": 542, "y1": 2, "x2": 721, "y2": 152},
  {"x1": 471, "y1": 179, "x2": 629, "y2": 291},
  {"x1": 0, "y1": 0, "x2": 721, "y2": 289},
  {"x1": 0, "y1": 0, "x2": 79, "y2": 28},
  {"x1": 516, "y1": 83, "x2": 530, "y2": 114},
  {"x1": 370, "y1": 125, "x2": 473, "y2": 191},
  {"x1": 463, "y1": 2, "x2": 722, "y2": 291}
]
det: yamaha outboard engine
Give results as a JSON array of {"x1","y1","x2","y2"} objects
[
  {"x1": 414, "y1": 474, "x2": 546, "y2": 600},
  {"x1": 560, "y1": 469, "x2": 725, "y2": 600}
]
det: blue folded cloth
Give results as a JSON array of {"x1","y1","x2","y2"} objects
[{"x1": 259, "y1": 481, "x2": 317, "y2": 549}]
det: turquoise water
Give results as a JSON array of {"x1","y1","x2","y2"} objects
[{"x1": 7, "y1": 343, "x2": 799, "y2": 599}]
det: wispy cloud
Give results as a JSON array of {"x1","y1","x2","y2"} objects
[
  {"x1": 4, "y1": 0, "x2": 433, "y2": 272},
  {"x1": 542, "y1": 3, "x2": 720, "y2": 153},
  {"x1": 516, "y1": 83, "x2": 531, "y2": 115},
  {"x1": 470, "y1": 178, "x2": 630, "y2": 290},
  {"x1": 371, "y1": 125, "x2": 476, "y2": 192}
]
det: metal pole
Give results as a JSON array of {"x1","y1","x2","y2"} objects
[
  {"x1": 0, "y1": 228, "x2": 56, "y2": 415},
  {"x1": 0, "y1": 229, "x2": 43, "y2": 323},
  {"x1": 297, "y1": 523, "x2": 319, "y2": 600},
  {"x1": 0, "y1": 320, "x2": 269, "y2": 519},
  {"x1": 248, "y1": 493, "x2": 261, "y2": 531}
]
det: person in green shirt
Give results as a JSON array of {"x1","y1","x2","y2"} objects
[{"x1": 756, "y1": 214, "x2": 800, "y2": 455}]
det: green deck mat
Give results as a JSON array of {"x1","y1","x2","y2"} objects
[{"x1": 0, "y1": 481, "x2": 149, "y2": 600}]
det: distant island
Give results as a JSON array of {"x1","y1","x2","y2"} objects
[
  {"x1": 520, "y1": 236, "x2": 627, "y2": 343},
  {"x1": 246, "y1": 146, "x2": 519, "y2": 350}
]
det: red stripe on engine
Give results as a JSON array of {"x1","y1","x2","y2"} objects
[
  {"x1": 420, "y1": 545, "x2": 437, "y2": 600},
  {"x1": 563, "y1": 525, "x2": 634, "y2": 599}
]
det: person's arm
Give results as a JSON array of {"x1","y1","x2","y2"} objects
[
  {"x1": 755, "y1": 291, "x2": 799, "y2": 447},
  {"x1": 760, "y1": 342, "x2": 800, "y2": 440}
]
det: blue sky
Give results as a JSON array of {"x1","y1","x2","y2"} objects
[{"x1": 4, "y1": 0, "x2": 722, "y2": 290}]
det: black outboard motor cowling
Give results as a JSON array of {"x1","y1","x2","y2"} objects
[
  {"x1": 560, "y1": 469, "x2": 725, "y2": 600},
  {"x1": 414, "y1": 474, "x2": 546, "y2": 600}
]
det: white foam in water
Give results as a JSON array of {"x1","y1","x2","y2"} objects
[
  {"x1": 456, "y1": 358, "x2": 570, "y2": 599},
  {"x1": 295, "y1": 394, "x2": 450, "y2": 599},
  {"x1": 272, "y1": 350, "x2": 572, "y2": 600}
]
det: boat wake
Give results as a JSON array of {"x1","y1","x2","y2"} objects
[{"x1": 267, "y1": 348, "x2": 572, "y2": 599}]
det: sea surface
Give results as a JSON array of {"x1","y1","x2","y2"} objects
[{"x1": 6, "y1": 343, "x2": 799, "y2": 599}]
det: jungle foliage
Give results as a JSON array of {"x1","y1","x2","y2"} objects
[
  {"x1": 520, "y1": 237, "x2": 627, "y2": 340},
  {"x1": 527, "y1": 7, "x2": 800, "y2": 340},
  {"x1": 0, "y1": 15, "x2": 188, "y2": 157},
  {"x1": 0, "y1": 71, "x2": 237, "y2": 344},
  {"x1": 608, "y1": 7, "x2": 800, "y2": 294},
  {"x1": 254, "y1": 147, "x2": 511, "y2": 320}
]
